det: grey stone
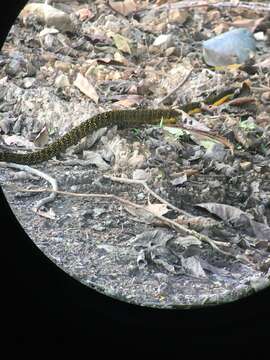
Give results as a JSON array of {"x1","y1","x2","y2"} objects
[
  {"x1": 203, "y1": 28, "x2": 256, "y2": 66},
  {"x1": 204, "y1": 143, "x2": 227, "y2": 161}
]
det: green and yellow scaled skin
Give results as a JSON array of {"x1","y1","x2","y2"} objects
[{"x1": 0, "y1": 109, "x2": 179, "y2": 165}]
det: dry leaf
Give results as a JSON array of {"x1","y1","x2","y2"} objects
[
  {"x1": 196, "y1": 202, "x2": 248, "y2": 221},
  {"x1": 196, "y1": 202, "x2": 270, "y2": 241},
  {"x1": 74, "y1": 73, "x2": 99, "y2": 103},
  {"x1": 113, "y1": 34, "x2": 132, "y2": 54},
  {"x1": 109, "y1": 0, "x2": 138, "y2": 16},
  {"x1": 112, "y1": 95, "x2": 143, "y2": 108},
  {"x1": 124, "y1": 204, "x2": 155, "y2": 222},
  {"x1": 181, "y1": 112, "x2": 211, "y2": 132},
  {"x1": 34, "y1": 126, "x2": 49, "y2": 147},
  {"x1": 76, "y1": 8, "x2": 94, "y2": 21},
  {"x1": 114, "y1": 51, "x2": 129, "y2": 65},
  {"x1": 145, "y1": 203, "x2": 169, "y2": 217},
  {"x1": 168, "y1": 9, "x2": 189, "y2": 25}
]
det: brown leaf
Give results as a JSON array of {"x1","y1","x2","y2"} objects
[{"x1": 112, "y1": 95, "x2": 143, "y2": 108}]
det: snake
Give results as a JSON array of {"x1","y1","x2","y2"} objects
[{"x1": 0, "y1": 108, "x2": 180, "y2": 165}]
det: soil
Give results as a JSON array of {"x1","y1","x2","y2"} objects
[{"x1": 0, "y1": 0, "x2": 270, "y2": 308}]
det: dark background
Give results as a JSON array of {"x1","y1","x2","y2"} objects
[{"x1": 1, "y1": 0, "x2": 270, "y2": 344}]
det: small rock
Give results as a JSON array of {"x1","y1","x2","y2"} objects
[
  {"x1": 93, "y1": 208, "x2": 106, "y2": 217},
  {"x1": 168, "y1": 9, "x2": 188, "y2": 25},
  {"x1": 54, "y1": 60, "x2": 72, "y2": 72},
  {"x1": 204, "y1": 143, "x2": 227, "y2": 162},
  {"x1": 83, "y1": 150, "x2": 110, "y2": 170},
  {"x1": 23, "y1": 78, "x2": 36, "y2": 89},
  {"x1": 137, "y1": 192, "x2": 145, "y2": 200},
  {"x1": 153, "y1": 34, "x2": 174, "y2": 50},
  {"x1": 55, "y1": 73, "x2": 70, "y2": 88},
  {"x1": 132, "y1": 169, "x2": 148, "y2": 181},
  {"x1": 165, "y1": 47, "x2": 176, "y2": 57},
  {"x1": 0, "y1": 117, "x2": 14, "y2": 133},
  {"x1": 250, "y1": 277, "x2": 269, "y2": 292},
  {"x1": 208, "y1": 180, "x2": 221, "y2": 188},
  {"x1": 261, "y1": 91, "x2": 270, "y2": 104},
  {"x1": 240, "y1": 161, "x2": 252, "y2": 171},
  {"x1": 253, "y1": 31, "x2": 266, "y2": 41},
  {"x1": 96, "y1": 244, "x2": 115, "y2": 254},
  {"x1": 92, "y1": 224, "x2": 106, "y2": 232},
  {"x1": 171, "y1": 173, "x2": 187, "y2": 186},
  {"x1": 129, "y1": 152, "x2": 145, "y2": 168},
  {"x1": 203, "y1": 28, "x2": 256, "y2": 66},
  {"x1": 5, "y1": 59, "x2": 22, "y2": 77},
  {"x1": 20, "y1": 3, "x2": 75, "y2": 33}
]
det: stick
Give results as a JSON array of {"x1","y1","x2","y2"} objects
[
  {"x1": 0, "y1": 162, "x2": 58, "y2": 211},
  {"x1": 4, "y1": 184, "x2": 233, "y2": 257}
]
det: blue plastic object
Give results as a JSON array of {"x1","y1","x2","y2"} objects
[{"x1": 203, "y1": 28, "x2": 256, "y2": 66}]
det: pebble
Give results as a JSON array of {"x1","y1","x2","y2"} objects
[
  {"x1": 204, "y1": 143, "x2": 227, "y2": 162},
  {"x1": 5, "y1": 58, "x2": 22, "y2": 77},
  {"x1": 19, "y1": 3, "x2": 75, "y2": 33},
  {"x1": 137, "y1": 192, "x2": 145, "y2": 200},
  {"x1": 132, "y1": 169, "x2": 148, "y2": 181},
  {"x1": 240, "y1": 161, "x2": 252, "y2": 171},
  {"x1": 92, "y1": 224, "x2": 106, "y2": 232},
  {"x1": 55, "y1": 73, "x2": 70, "y2": 88},
  {"x1": 5, "y1": 52, "x2": 36, "y2": 78},
  {"x1": 23, "y1": 78, "x2": 36, "y2": 88},
  {"x1": 203, "y1": 28, "x2": 256, "y2": 66},
  {"x1": 153, "y1": 34, "x2": 174, "y2": 50}
]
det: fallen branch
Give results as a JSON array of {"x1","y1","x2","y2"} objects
[
  {"x1": 4, "y1": 184, "x2": 233, "y2": 257},
  {"x1": 0, "y1": 162, "x2": 58, "y2": 212},
  {"x1": 154, "y1": 1, "x2": 270, "y2": 13},
  {"x1": 103, "y1": 174, "x2": 193, "y2": 217}
]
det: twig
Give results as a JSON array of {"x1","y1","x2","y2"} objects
[
  {"x1": 157, "y1": 68, "x2": 193, "y2": 106},
  {"x1": 154, "y1": 1, "x2": 270, "y2": 13},
  {"x1": 0, "y1": 162, "x2": 58, "y2": 212},
  {"x1": 103, "y1": 174, "x2": 193, "y2": 217},
  {"x1": 4, "y1": 184, "x2": 233, "y2": 257}
]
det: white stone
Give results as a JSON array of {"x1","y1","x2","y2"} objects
[
  {"x1": 153, "y1": 34, "x2": 173, "y2": 49},
  {"x1": 55, "y1": 74, "x2": 70, "y2": 88}
]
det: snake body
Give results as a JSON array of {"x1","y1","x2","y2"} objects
[{"x1": 0, "y1": 109, "x2": 179, "y2": 165}]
